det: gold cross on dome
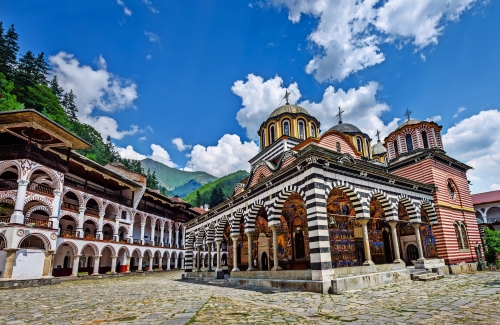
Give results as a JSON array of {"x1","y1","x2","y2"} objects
[
  {"x1": 336, "y1": 107, "x2": 344, "y2": 124},
  {"x1": 404, "y1": 108, "x2": 412, "y2": 121},
  {"x1": 283, "y1": 90, "x2": 290, "y2": 105}
]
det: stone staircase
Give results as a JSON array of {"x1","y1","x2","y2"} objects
[{"x1": 409, "y1": 268, "x2": 444, "y2": 281}]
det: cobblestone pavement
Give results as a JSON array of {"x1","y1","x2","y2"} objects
[{"x1": 1, "y1": 271, "x2": 499, "y2": 324}]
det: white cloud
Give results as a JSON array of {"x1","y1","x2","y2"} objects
[
  {"x1": 172, "y1": 138, "x2": 192, "y2": 151},
  {"x1": 491, "y1": 184, "x2": 500, "y2": 191},
  {"x1": 139, "y1": 136, "x2": 147, "y2": 141},
  {"x1": 185, "y1": 134, "x2": 259, "y2": 177},
  {"x1": 146, "y1": 54, "x2": 152, "y2": 60},
  {"x1": 453, "y1": 106, "x2": 467, "y2": 118},
  {"x1": 146, "y1": 126, "x2": 154, "y2": 133},
  {"x1": 420, "y1": 53, "x2": 427, "y2": 62},
  {"x1": 116, "y1": 143, "x2": 177, "y2": 167},
  {"x1": 268, "y1": 0, "x2": 480, "y2": 81},
  {"x1": 117, "y1": 0, "x2": 132, "y2": 16},
  {"x1": 442, "y1": 109, "x2": 500, "y2": 193},
  {"x1": 142, "y1": 0, "x2": 159, "y2": 13},
  {"x1": 144, "y1": 31, "x2": 160, "y2": 43},
  {"x1": 233, "y1": 74, "x2": 398, "y2": 141},
  {"x1": 49, "y1": 52, "x2": 139, "y2": 140},
  {"x1": 426, "y1": 115, "x2": 442, "y2": 122}
]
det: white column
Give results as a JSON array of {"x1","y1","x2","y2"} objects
[
  {"x1": 92, "y1": 255, "x2": 101, "y2": 275},
  {"x1": 158, "y1": 257, "x2": 163, "y2": 270},
  {"x1": 166, "y1": 256, "x2": 171, "y2": 270},
  {"x1": 182, "y1": 228, "x2": 186, "y2": 248},
  {"x1": 181, "y1": 257, "x2": 185, "y2": 269},
  {"x1": 168, "y1": 227, "x2": 173, "y2": 247},
  {"x1": 197, "y1": 246, "x2": 202, "y2": 272},
  {"x1": 50, "y1": 190, "x2": 62, "y2": 229},
  {"x1": 175, "y1": 256, "x2": 179, "y2": 269},
  {"x1": 175, "y1": 230, "x2": 180, "y2": 248},
  {"x1": 207, "y1": 243, "x2": 213, "y2": 271},
  {"x1": 159, "y1": 226, "x2": 165, "y2": 247},
  {"x1": 128, "y1": 224, "x2": 134, "y2": 243},
  {"x1": 231, "y1": 236, "x2": 240, "y2": 272},
  {"x1": 71, "y1": 254, "x2": 81, "y2": 276},
  {"x1": 77, "y1": 207, "x2": 85, "y2": 238},
  {"x1": 270, "y1": 227, "x2": 281, "y2": 271},
  {"x1": 149, "y1": 256, "x2": 154, "y2": 270},
  {"x1": 140, "y1": 223, "x2": 146, "y2": 245},
  {"x1": 114, "y1": 219, "x2": 120, "y2": 241},
  {"x1": 246, "y1": 232, "x2": 254, "y2": 271},
  {"x1": 388, "y1": 221, "x2": 403, "y2": 263},
  {"x1": 150, "y1": 225, "x2": 155, "y2": 246},
  {"x1": 412, "y1": 223, "x2": 425, "y2": 261},
  {"x1": 138, "y1": 256, "x2": 143, "y2": 271},
  {"x1": 97, "y1": 213, "x2": 105, "y2": 240},
  {"x1": 111, "y1": 256, "x2": 117, "y2": 273},
  {"x1": 10, "y1": 180, "x2": 30, "y2": 224},
  {"x1": 358, "y1": 218, "x2": 374, "y2": 265},
  {"x1": 215, "y1": 240, "x2": 222, "y2": 271}
]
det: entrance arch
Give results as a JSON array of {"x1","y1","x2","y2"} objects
[{"x1": 407, "y1": 244, "x2": 418, "y2": 262}]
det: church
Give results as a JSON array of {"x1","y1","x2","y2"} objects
[{"x1": 184, "y1": 96, "x2": 481, "y2": 294}]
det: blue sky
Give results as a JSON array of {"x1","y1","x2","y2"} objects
[{"x1": 2, "y1": 0, "x2": 499, "y2": 193}]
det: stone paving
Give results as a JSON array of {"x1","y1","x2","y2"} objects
[{"x1": 0, "y1": 271, "x2": 499, "y2": 324}]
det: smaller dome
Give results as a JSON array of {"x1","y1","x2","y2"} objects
[
  {"x1": 329, "y1": 123, "x2": 362, "y2": 134},
  {"x1": 371, "y1": 141, "x2": 386, "y2": 156},
  {"x1": 395, "y1": 118, "x2": 422, "y2": 131},
  {"x1": 269, "y1": 104, "x2": 310, "y2": 118}
]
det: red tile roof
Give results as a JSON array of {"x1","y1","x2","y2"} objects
[
  {"x1": 191, "y1": 207, "x2": 206, "y2": 214},
  {"x1": 471, "y1": 190, "x2": 500, "y2": 205},
  {"x1": 171, "y1": 196, "x2": 187, "y2": 203}
]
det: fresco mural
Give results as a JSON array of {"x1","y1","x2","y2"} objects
[
  {"x1": 369, "y1": 198, "x2": 387, "y2": 263},
  {"x1": 420, "y1": 209, "x2": 438, "y2": 258},
  {"x1": 398, "y1": 203, "x2": 414, "y2": 236}
]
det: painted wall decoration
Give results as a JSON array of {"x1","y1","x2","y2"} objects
[
  {"x1": 369, "y1": 199, "x2": 386, "y2": 261},
  {"x1": 420, "y1": 209, "x2": 438, "y2": 258},
  {"x1": 279, "y1": 193, "x2": 310, "y2": 263},
  {"x1": 398, "y1": 203, "x2": 414, "y2": 236}
]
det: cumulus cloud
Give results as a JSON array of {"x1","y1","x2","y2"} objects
[
  {"x1": 268, "y1": 0, "x2": 480, "y2": 81},
  {"x1": 142, "y1": 0, "x2": 159, "y2": 13},
  {"x1": 49, "y1": 52, "x2": 139, "y2": 139},
  {"x1": 453, "y1": 106, "x2": 467, "y2": 118},
  {"x1": 116, "y1": 143, "x2": 177, "y2": 167},
  {"x1": 117, "y1": 0, "x2": 132, "y2": 16},
  {"x1": 144, "y1": 31, "x2": 160, "y2": 43},
  {"x1": 172, "y1": 138, "x2": 192, "y2": 151},
  {"x1": 426, "y1": 115, "x2": 442, "y2": 122},
  {"x1": 185, "y1": 134, "x2": 259, "y2": 177},
  {"x1": 442, "y1": 109, "x2": 500, "y2": 193},
  {"x1": 233, "y1": 74, "x2": 398, "y2": 141}
]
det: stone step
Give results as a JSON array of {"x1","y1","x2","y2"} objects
[
  {"x1": 208, "y1": 279, "x2": 230, "y2": 286},
  {"x1": 412, "y1": 273, "x2": 444, "y2": 281}
]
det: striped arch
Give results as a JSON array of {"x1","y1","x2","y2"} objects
[
  {"x1": 18, "y1": 233, "x2": 51, "y2": 249},
  {"x1": 131, "y1": 248, "x2": 141, "y2": 257},
  {"x1": 0, "y1": 160, "x2": 22, "y2": 179},
  {"x1": 230, "y1": 208, "x2": 245, "y2": 237},
  {"x1": 103, "y1": 201, "x2": 119, "y2": 214},
  {"x1": 56, "y1": 240, "x2": 78, "y2": 254},
  {"x1": 0, "y1": 197, "x2": 15, "y2": 206},
  {"x1": 24, "y1": 204, "x2": 52, "y2": 218},
  {"x1": 195, "y1": 228, "x2": 206, "y2": 247},
  {"x1": 325, "y1": 180, "x2": 367, "y2": 217},
  {"x1": 215, "y1": 215, "x2": 230, "y2": 241},
  {"x1": 205, "y1": 222, "x2": 216, "y2": 243},
  {"x1": 143, "y1": 249, "x2": 153, "y2": 258},
  {"x1": 27, "y1": 166, "x2": 63, "y2": 191},
  {"x1": 24, "y1": 195, "x2": 53, "y2": 210},
  {"x1": 80, "y1": 243, "x2": 99, "y2": 255},
  {"x1": 84, "y1": 197, "x2": 103, "y2": 212},
  {"x1": 397, "y1": 194, "x2": 418, "y2": 222},
  {"x1": 60, "y1": 212, "x2": 79, "y2": 226},
  {"x1": 245, "y1": 200, "x2": 267, "y2": 233},
  {"x1": 269, "y1": 185, "x2": 304, "y2": 225},
  {"x1": 367, "y1": 189, "x2": 396, "y2": 220},
  {"x1": 83, "y1": 216, "x2": 99, "y2": 225},
  {"x1": 117, "y1": 246, "x2": 130, "y2": 257},
  {"x1": 0, "y1": 192, "x2": 17, "y2": 203},
  {"x1": 101, "y1": 245, "x2": 116, "y2": 256},
  {"x1": 32, "y1": 175, "x2": 54, "y2": 187},
  {"x1": 184, "y1": 232, "x2": 195, "y2": 271},
  {"x1": 62, "y1": 187, "x2": 84, "y2": 206},
  {"x1": 420, "y1": 199, "x2": 438, "y2": 225},
  {"x1": 102, "y1": 221, "x2": 116, "y2": 233}
]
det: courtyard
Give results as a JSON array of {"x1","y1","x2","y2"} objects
[{"x1": 0, "y1": 271, "x2": 499, "y2": 324}]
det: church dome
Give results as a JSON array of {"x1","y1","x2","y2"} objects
[
  {"x1": 395, "y1": 118, "x2": 422, "y2": 131},
  {"x1": 329, "y1": 123, "x2": 362, "y2": 134},
  {"x1": 269, "y1": 104, "x2": 311, "y2": 118},
  {"x1": 371, "y1": 141, "x2": 386, "y2": 156}
]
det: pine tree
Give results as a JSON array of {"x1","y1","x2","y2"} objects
[
  {"x1": 0, "y1": 24, "x2": 19, "y2": 78},
  {"x1": 195, "y1": 190, "x2": 201, "y2": 207},
  {"x1": 49, "y1": 75, "x2": 64, "y2": 99},
  {"x1": 218, "y1": 186, "x2": 225, "y2": 204},
  {"x1": 209, "y1": 188, "x2": 218, "y2": 208},
  {"x1": 62, "y1": 89, "x2": 78, "y2": 122},
  {"x1": 34, "y1": 52, "x2": 49, "y2": 85},
  {"x1": 0, "y1": 22, "x2": 6, "y2": 75},
  {"x1": 146, "y1": 168, "x2": 159, "y2": 189}
]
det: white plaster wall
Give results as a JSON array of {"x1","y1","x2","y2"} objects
[
  {"x1": 12, "y1": 249, "x2": 44, "y2": 279},
  {"x1": 0, "y1": 251, "x2": 6, "y2": 277},
  {"x1": 53, "y1": 247, "x2": 73, "y2": 268}
]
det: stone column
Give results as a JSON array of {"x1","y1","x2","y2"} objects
[
  {"x1": 114, "y1": 219, "x2": 120, "y2": 242},
  {"x1": 125, "y1": 257, "x2": 131, "y2": 273},
  {"x1": 97, "y1": 213, "x2": 105, "y2": 240},
  {"x1": 159, "y1": 226, "x2": 165, "y2": 247},
  {"x1": 149, "y1": 256, "x2": 154, "y2": 270},
  {"x1": 357, "y1": 218, "x2": 374, "y2": 266},
  {"x1": 150, "y1": 225, "x2": 155, "y2": 246},
  {"x1": 388, "y1": 221, "x2": 403, "y2": 263},
  {"x1": 175, "y1": 230, "x2": 180, "y2": 248},
  {"x1": 140, "y1": 223, "x2": 146, "y2": 245},
  {"x1": 71, "y1": 254, "x2": 81, "y2": 276},
  {"x1": 196, "y1": 246, "x2": 202, "y2": 272},
  {"x1": 92, "y1": 255, "x2": 101, "y2": 275},
  {"x1": 78, "y1": 207, "x2": 86, "y2": 238},
  {"x1": 175, "y1": 256, "x2": 179, "y2": 269},
  {"x1": 137, "y1": 256, "x2": 143, "y2": 271},
  {"x1": 181, "y1": 257, "x2": 185, "y2": 269},
  {"x1": 42, "y1": 250, "x2": 55, "y2": 277},
  {"x1": 158, "y1": 257, "x2": 163, "y2": 270},
  {"x1": 246, "y1": 232, "x2": 254, "y2": 271},
  {"x1": 110, "y1": 256, "x2": 118, "y2": 273},
  {"x1": 2, "y1": 248, "x2": 19, "y2": 278},
  {"x1": 215, "y1": 240, "x2": 222, "y2": 270},
  {"x1": 50, "y1": 190, "x2": 62, "y2": 229},
  {"x1": 412, "y1": 223, "x2": 425, "y2": 261},
  {"x1": 168, "y1": 228, "x2": 173, "y2": 247},
  {"x1": 10, "y1": 180, "x2": 30, "y2": 224},
  {"x1": 231, "y1": 236, "x2": 240, "y2": 272},
  {"x1": 270, "y1": 227, "x2": 281, "y2": 271},
  {"x1": 166, "y1": 255, "x2": 171, "y2": 270},
  {"x1": 207, "y1": 243, "x2": 213, "y2": 272}
]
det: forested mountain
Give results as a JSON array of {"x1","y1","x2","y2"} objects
[{"x1": 184, "y1": 170, "x2": 249, "y2": 208}]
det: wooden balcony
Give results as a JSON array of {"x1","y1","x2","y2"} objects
[
  {"x1": 24, "y1": 217, "x2": 53, "y2": 229},
  {"x1": 0, "y1": 179, "x2": 17, "y2": 190},
  {"x1": 0, "y1": 216, "x2": 10, "y2": 224},
  {"x1": 61, "y1": 201, "x2": 80, "y2": 212},
  {"x1": 60, "y1": 229, "x2": 79, "y2": 238},
  {"x1": 28, "y1": 182, "x2": 54, "y2": 196},
  {"x1": 0, "y1": 143, "x2": 68, "y2": 173},
  {"x1": 64, "y1": 176, "x2": 132, "y2": 207}
]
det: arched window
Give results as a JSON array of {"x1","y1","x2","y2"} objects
[
  {"x1": 311, "y1": 124, "x2": 316, "y2": 138},
  {"x1": 405, "y1": 134, "x2": 413, "y2": 152},
  {"x1": 67, "y1": 224, "x2": 73, "y2": 230},
  {"x1": 421, "y1": 131, "x2": 429, "y2": 148},
  {"x1": 454, "y1": 222, "x2": 463, "y2": 249},
  {"x1": 298, "y1": 120, "x2": 305, "y2": 140},
  {"x1": 448, "y1": 181, "x2": 455, "y2": 200},
  {"x1": 461, "y1": 223, "x2": 469, "y2": 249},
  {"x1": 85, "y1": 228, "x2": 90, "y2": 234},
  {"x1": 393, "y1": 140, "x2": 399, "y2": 156},
  {"x1": 261, "y1": 130, "x2": 266, "y2": 148},
  {"x1": 356, "y1": 137, "x2": 363, "y2": 153},
  {"x1": 336, "y1": 142, "x2": 341, "y2": 153},
  {"x1": 282, "y1": 120, "x2": 290, "y2": 136},
  {"x1": 269, "y1": 125, "x2": 275, "y2": 144}
]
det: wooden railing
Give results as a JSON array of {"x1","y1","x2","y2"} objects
[
  {"x1": 61, "y1": 201, "x2": 80, "y2": 212},
  {"x1": 64, "y1": 176, "x2": 132, "y2": 207},
  {"x1": 28, "y1": 182, "x2": 54, "y2": 196},
  {"x1": 0, "y1": 179, "x2": 18, "y2": 190},
  {"x1": 24, "y1": 217, "x2": 52, "y2": 229},
  {"x1": 83, "y1": 233, "x2": 97, "y2": 240},
  {"x1": 0, "y1": 143, "x2": 67, "y2": 171},
  {"x1": 102, "y1": 234, "x2": 114, "y2": 241},
  {"x1": 0, "y1": 216, "x2": 10, "y2": 224},
  {"x1": 60, "y1": 229, "x2": 79, "y2": 238}
]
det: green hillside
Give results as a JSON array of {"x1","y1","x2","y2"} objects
[
  {"x1": 140, "y1": 158, "x2": 217, "y2": 192},
  {"x1": 184, "y1": 170, "x2": 249, "y2": 207}
]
